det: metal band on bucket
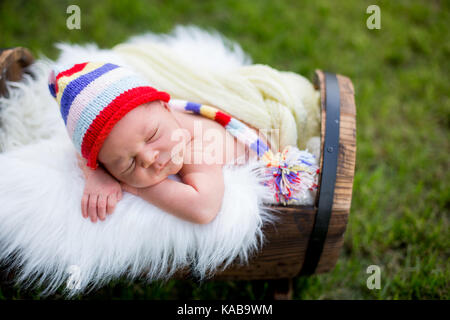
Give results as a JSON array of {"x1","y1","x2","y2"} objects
[{"x1": 300, "y1": 72, "x2": 340, "y2": 276}]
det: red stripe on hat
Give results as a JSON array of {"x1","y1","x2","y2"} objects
[
  {"x1": 55, "y1": 62, "x2": 89, "y2": 95},
  {"x1": 81, "y1": 86, "x2": 171, "y2": 169},
  {"x1": 214, "y1": 111, "x2": 232, "y2": 127}
]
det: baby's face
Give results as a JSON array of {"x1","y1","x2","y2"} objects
[{"x1": 98, "y1": 100, "x2": 190, "y2": 188}]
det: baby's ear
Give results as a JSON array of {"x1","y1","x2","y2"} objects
[{"x1": 162, "y1": 101, "x2": 170, "y2": 110}]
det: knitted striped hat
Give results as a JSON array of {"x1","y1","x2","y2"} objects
[{"x1": 48, "y1": 62, "x2": 171, "y2": 169}]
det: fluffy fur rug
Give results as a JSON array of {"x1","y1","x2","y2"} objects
[
  {"x1": 0, "y1": 25, "x2": 313, "y2": 297},
  {"x1": 0, "y1": 134, "x2": 277, "y2": 297}
]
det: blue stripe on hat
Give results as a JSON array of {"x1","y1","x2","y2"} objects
[
  {"x1": 250, "y1": 139, "x2": 270, "y2": 157},
  {"x1": 48, "y1": 83, "x2": 56, "y2": 98},
  {"x1": 185, "y1": 101, "x2": 201, "y2": 114},
  {"x1": 60, "y1": 63, "x2": 119, "y2": 124}
]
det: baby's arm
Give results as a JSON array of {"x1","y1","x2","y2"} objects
[{"x1": 122, "y1": 165, "x2": 224, "y2": 224}]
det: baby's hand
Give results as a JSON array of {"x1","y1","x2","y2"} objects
[{"x1": 81, "y1": 167, "x2": 123, "y2": 223}]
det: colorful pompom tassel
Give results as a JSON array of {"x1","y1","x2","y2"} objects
[{"x1": 259, "y1": 145, "x2": 320, "y2": 205}]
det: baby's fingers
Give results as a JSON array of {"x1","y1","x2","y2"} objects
[
  {"x1": 97, "y1": 194, "x2": 107, "y2": 221},
  {"x1": 81, "y1": 193, "x2": 89, "y2": 218},
  {"x1": 106, "y1": 193, "x2": 117, "y2": 215},
  {"x1": 88, "y1": 194, "x2": 98, "y2": 223}
]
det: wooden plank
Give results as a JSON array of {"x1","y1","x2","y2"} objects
[
  {"x1": 0, "y1": 47, "x2": 34, "y2": 97},
  {"x1": 314, "y1": 70, "x2": 357, "y2": 274}
]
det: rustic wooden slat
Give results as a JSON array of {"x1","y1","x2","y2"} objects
[
  {"x1": 0, "y1": 47, "x2": 34, "y2": 98},
  {"x1": 210, "y1": 205, "x2": 315, "y2": 280},
  {"x1": 313, "y1": 70, "x2": 356, "y2": 274}
]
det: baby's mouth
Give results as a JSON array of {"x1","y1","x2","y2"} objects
[{"x1": 157, "y1": 159, "x2": 170, "y2": 174}]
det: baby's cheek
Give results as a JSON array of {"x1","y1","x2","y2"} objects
[
  {"x1": 121, "y1": 173, "x2": 138, "y2": 188},
  {"x1": 127, "y1": 170, "x2": 155, "y2": 188}
]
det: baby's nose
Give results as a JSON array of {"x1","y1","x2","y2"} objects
[{"x1": 141, "y1": 150, "x2": 159, "y2": 169}]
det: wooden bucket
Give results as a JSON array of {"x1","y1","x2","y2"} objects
[
  {"x1": 0, "y1": 47, "x2": 357, "y2": 298},
  {"x1": 171, "y1": 70, "x2": 357, "y2": 285}
]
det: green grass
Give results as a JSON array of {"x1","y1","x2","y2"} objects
[{"x1": 0, "y1": 0, "x2": 448, "y2": 300}]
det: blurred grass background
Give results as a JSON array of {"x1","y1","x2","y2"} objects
[{"x1": 0, "y1": 0, "x2": 448, "y2": 299}]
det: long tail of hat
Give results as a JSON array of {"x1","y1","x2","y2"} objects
[{"x1": 167, "y1": 99, "x2": 271, "y2": 158}]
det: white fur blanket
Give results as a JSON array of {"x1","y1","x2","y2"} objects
[{"x1": 0, "y1": 26, "x2": 315, "y2": 297}]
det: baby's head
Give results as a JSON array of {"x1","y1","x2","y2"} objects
[{"x1": 49, "y1": 62, "x2": 189, "y2": 188}]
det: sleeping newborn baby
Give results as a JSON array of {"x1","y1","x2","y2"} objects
[{"x1": 49, "y1": 62, "x2": 271, "y2": 225}]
